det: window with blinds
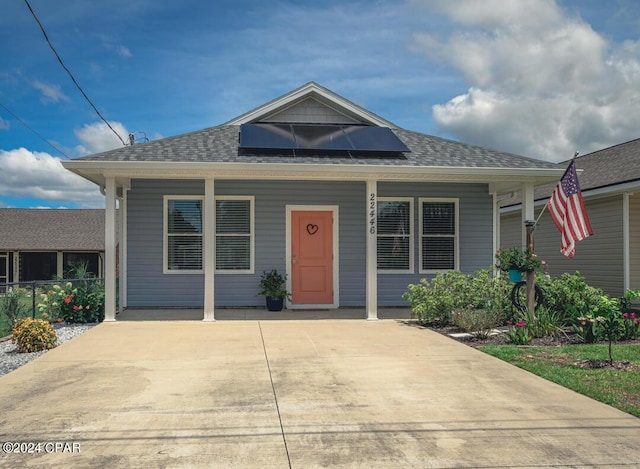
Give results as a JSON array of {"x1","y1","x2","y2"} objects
[
  {"x1": 164, "y1": 196, "x2": 254, "y2": 274},
  {"x1": 216, "y1": 197, "x2": 253, "y2": 272},
  {"x1": 166, "y1": 198, "x2": 203, "y2": 272},
  {"x1": 420, "y1": 199, "x2": 458, "y2": 271},
  {"x1": 377, "y1": 198, "x2": 413, "y2": 272}
]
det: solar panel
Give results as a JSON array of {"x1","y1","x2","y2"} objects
[{"x1": 239, "y1": 123, "x2": 410, "y2": 153}]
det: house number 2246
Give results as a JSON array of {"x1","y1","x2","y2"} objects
[{"x1": 369, "y1": 193, "x2": 376, "y2": 234}]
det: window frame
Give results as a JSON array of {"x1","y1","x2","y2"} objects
[
  {"x1": 376, "y1": 197, "x2": 414, "y2": 274},
  {"x1": 419, "y1": 198, "x2": 459, "y2": 274},
  {"x1": 163, "y1": 195, "x2": 255, "y2": 275}
]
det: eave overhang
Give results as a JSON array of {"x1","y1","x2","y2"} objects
[{"x1": 63, "y1": 160, "x2": 565, "y2": 195}]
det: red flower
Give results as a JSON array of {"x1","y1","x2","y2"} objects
[
  {"x1": 64, "y1": 296, "x2": 74, "y2": 304},
  {"x1": 631, "y1": 312, "x2": 637, "y2": 319}
]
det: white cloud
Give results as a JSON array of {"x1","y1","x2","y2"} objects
[
  {"x1": 74, "y1": 121, "x2": 129, "y2": 155},
  {"x1": 411, "y1": 0, "x2": 640, "y2": 161},
  {"x1": 0, "y1": 148, "x2": 103, "y2": 208},
  {"x1": 116, "y1": 45, "x2": 132, "y2": 58},
  {"x1": 31, "y1": 80, "x2": 70, "y2": 104}
]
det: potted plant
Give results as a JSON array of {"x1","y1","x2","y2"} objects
[
  {"x1": 258, "y1": 270, "x2": 291, "y2": 311},
  {"x1": 495, "y1": 247, "x2": 542, "y2": 282}
]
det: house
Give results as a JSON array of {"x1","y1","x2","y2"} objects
[
  {"x1": 0, "y1": 208, "x2": 105, "y2": 283},
  {"x1": 500, "y1": 138, "x2": 640, "y2": 297},
  {"x1": 63, "y1": 82, "x2": 564, "y2": 321}
]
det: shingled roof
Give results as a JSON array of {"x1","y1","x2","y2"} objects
[
  {"x1": 74, "y1": 124, "x2": 559, "y2": 170},
  {"x1": 0, "y1": 209, "x2": 105, "y2": 251},
  {"x1": 502, "y1": 137, "x2": 640, "y2": 206},
  {"x1": 64, "y1": 82, "x2": 566, "y2": 197}
]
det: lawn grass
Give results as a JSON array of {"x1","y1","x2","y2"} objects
[{"x1": 480, "y1": 343, "x2": 640, "y2": 417}]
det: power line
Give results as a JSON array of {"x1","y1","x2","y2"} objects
[
  {"x1": 0, "y1": 101, "x2": 70, "y2": 159},
  {"x1": 23, "y1": 0, "x2": 127, "y2": 147}
]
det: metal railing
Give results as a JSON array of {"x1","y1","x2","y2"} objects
[{"x1": 0, "y1": 278, "x2": 104, "y2": 334}]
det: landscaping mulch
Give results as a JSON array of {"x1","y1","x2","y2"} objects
[{"x1": 428, "y1": 324, "x2": 640, "y2": 371}]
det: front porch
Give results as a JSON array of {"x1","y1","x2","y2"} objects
[{"x1": 116, "y1": 307, "x2": 413, "y2": 321}]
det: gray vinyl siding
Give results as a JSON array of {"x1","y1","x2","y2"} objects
[
  {"x1": 499, "y1": 211, "x2": 521, "y2": 249},
  {"x1": 127, "y1": 179, "x2": 366, "y2": 307},
  {"x1": 629, "y1": 194, "x2": 640, "y2": 290},
  {"x1": 501, "y1": 195, "x2": 625, "y2": 296},
  {"x1": 127, "y1": 179, "x2": 493, "y2": 308},
  {"x1": 127, "y1": 180, "x2": 205, "y2": 307},
  {"x1": 377, "y1": 182, "x2": 493, "y2": 305}
]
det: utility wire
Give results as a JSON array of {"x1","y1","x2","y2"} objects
[
  {"x1": 23, "y1": 0, "x2": 127, "y2": 147},
  {"x1": 0, "y1": 101, "x2": 70, "y2": 159}
]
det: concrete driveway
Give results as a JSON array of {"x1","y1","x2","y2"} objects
[{"x1": 0, "y1": 320, "x2": 638, "y2": 468}]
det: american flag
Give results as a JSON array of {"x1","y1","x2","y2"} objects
[{"x1": 548, "y1": 160, "x2": 593, "y2": 258}]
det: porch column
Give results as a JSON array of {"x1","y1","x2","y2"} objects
[
  {"x1": 119, "y1": 188, "x2": 128, "y2": 310},
  {"x1": 203, "y1": 178, "x2": 216, "y2": 321},
  {"x1": 104, "y1": 177, "x2": 117, "y2": 321},
  {"x1": 13, "y1": 252, "x2": 19, "y2": 282},
  {"x1": 522, "y1": 183, "x2": 534, "y2": 247},
  {"x1": 366, "y1": 179, "x2": 378, "y2": 320},
  {"x1": 56, "y1": 252, "x2": 64, "y2": 278},
  {"x1": 623, "y1": 192, "x2": 630, "y2": 291},
  {"x1": 492, "y1": 192, "x2": 499, "y2": 272}
]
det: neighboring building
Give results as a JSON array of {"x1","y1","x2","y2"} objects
[
  {"x1": 63, "y1": 82, "x2": 563, "y2": 320},
  {"x1": 0, "y1": 209, "x2": 105, "y2": 283},
  {"x1": 501, "y1": 138, "x2": 640, "y2": 297}
]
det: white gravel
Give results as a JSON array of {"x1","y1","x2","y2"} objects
[{"x1": 0, "y1": 323, "x2": 96, "y2": 377}]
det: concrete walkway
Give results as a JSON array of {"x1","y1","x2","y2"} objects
[{"x1": 0, "y1": 320, "x2": 638, "y2": 468}]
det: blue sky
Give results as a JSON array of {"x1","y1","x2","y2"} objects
[{"x1": 1, "y1": 0, "x2": 639, "y2": 208}]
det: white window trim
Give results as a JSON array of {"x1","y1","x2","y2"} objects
[
  {"x1": 164, "y1": 196, "x2": 204, "y2": 274},
  {"x1": 163, "y1": 195, "x2": 255, "y2": 274},
  {"x1": 215, "y1": 195, "x2": 255, "y2": 275},
  {"x1": 419, "y1": 198, "x2": 459, "y2": 274},
  {"x1": 377, "y1": 197, "x2": 414, "y2": 274}
]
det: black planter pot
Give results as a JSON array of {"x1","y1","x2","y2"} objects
[{"x1": 265, "y1": 296, "x2": 284, "y2": 312}]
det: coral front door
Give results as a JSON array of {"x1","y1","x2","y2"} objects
[{"x1": 291, "y1": 210, "x2": 334, "y2": 306}]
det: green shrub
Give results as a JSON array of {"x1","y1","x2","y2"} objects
[
  {"x1": 465, "y1": 270, "x2": 512, "y2": 323},
  {"x1": 451, "y1": 306, "x2": 502, "y2": 339},
  {"x1": 11, "y1": 318, "x2": 57, "y2": 353},
  {"x1": 404, "y1": 269, "x2": 511, "y2": 326},
  {"x1": 403, "y1": 271, "x2": 469, "y2": 326},
  {"x1": 537, "y1": 272, "x2": 605, "y2": 323},
  {"x1": 621, "y1": 311, "x2": 640, "y2": 340},
  {"x1": 619, "y1": 289, "x2": 640, "y2": 313},
  {"x1": 570, "y1": 307, "x2": 604, "y2": 343},
  {"x1": 505, "y1": 319, "x2": 532, "y2": 345},
  {"x1": 37, "y1": 281, "x2": 104, "y2": 323},
  {"x1": 526, "y1": 306, "x2": 565, "y2": 339}
]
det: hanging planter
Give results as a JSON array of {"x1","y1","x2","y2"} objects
[
  {"x1": 508, "y1": 269, "x2": 523, "y2": 282},
  {"x1": 496, "y1": 247, "x2": 542, "y2": 280}
]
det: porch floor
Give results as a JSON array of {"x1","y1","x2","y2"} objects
[{"x1": 116, "y1": 307, "x2": 413, "y2": 321}]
